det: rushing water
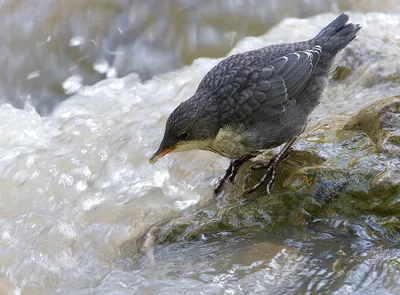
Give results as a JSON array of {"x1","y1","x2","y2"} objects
[
  {"x1": 0, "y1": 0, "x2": 399, "y2": 114},
  {"x1": 0, "y1": 2, "x2": 400, "y2": 295}
]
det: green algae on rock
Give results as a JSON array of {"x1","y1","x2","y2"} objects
[
  {"x1": 344, "y1": 96, "x2": 400, "y2": 154},
  {"x1": 332, "y1": 66, "x2": 352, "y2": 81},
  {"x1": 141, "y1": 97, "x2": 400, "y2": 245}
]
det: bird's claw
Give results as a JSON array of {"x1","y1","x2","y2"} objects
[
  {"x1": 242, "y1": 148, "x2": 292, "y2": 194},
  {"x1": 242, "y1": 158, "x2": 278, "y2": 194},
  {"x1": 214, "y1": 156, "x2": 253, "y2": 193}
]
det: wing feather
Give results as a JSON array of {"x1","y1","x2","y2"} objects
[{"x1": 214, "y1": 45, "x2": 322, "y2": 124}]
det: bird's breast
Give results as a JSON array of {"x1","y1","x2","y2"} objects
[{"x1": 208, "y1": 126, "x2": 255, "y2": 159}]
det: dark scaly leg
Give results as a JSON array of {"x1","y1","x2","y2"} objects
[
  {"x1": 214, "y1": 155, "x2": 253, "y2": 193},
  {"x1": 242, "y1": 136, "x2": 298, "y2": 195}
]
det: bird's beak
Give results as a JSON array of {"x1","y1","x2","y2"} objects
[{"x1": 149, "y1": 146, "x2": 175, "y2": 164}]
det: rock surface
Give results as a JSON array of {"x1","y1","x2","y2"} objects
[
  {"x1": 141, "y1": 96, "x2": 400, "y2": 246},
  {"x1": 136, "y1": 14, "x2": 400, "y2": 249}
]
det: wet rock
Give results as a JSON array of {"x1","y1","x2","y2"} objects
[
  {"x1": 332, "y1": 66, "x2": 352, "y2": 81},
  {"x1": 136, "y1": 13, "x2": 400, "y2": 249},
  {"x1": 144, "y1": 97, "x2": 400, "y2": 245},
  {"x1": 371, "y1": 170, "x2": 400, "y2": 190},
  {"x1": 344, "y1": 96, "x2": 400, "y2": 153}
]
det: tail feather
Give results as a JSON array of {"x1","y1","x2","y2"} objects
[{"x1": 315, "y1": 13, "x2": 361, "y2": 54}]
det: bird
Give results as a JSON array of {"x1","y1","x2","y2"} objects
[{"x1": 150, "y1": 13, "x2": 361, "y2": 194}]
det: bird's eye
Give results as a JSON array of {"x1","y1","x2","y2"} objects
[{"x1": 178, "y1": 132, "x2": 190, "y2": 140}]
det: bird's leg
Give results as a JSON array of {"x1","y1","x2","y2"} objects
[
  {"x1": 228, "y1": 155, "x2": 254, "y2": 181},
  {"x1": 214, "y1": 155, "x2": 253, "y2": 193},
  {"x1": 242, "y1": 136, "x2": 298, "y2": 195},
  {"x1": 243, "y1": 119, "x2": 311, "y2": 194}
]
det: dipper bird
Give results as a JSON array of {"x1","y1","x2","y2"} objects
[{"x1": 150, "y1": 14, "x2": 361, "y2": 194}]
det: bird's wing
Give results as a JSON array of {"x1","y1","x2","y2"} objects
[{"x1": 216, "y1": 45, "x2": 322, "y2": 125}]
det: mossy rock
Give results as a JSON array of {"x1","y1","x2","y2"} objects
[
  {"x1": 144, "y1": 164, "x2": 400, "y2": 245},
  {"x1": 344, "y1": 96, "x2": 400, "y2": 153},
  {"x1": 139, "y1": 97, "x2": 400, "y2": 248},
  {"x1": 332, "y1": 66, "x2": 352, "y2": 81}
]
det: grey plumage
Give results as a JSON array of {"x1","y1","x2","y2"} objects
[{"x1": 150, "y1": 13, "x2": 361, "y2": 164}]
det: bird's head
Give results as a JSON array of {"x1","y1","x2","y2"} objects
[{"x1": 149, "y1": 97, "x2": 218, "y2": 163}]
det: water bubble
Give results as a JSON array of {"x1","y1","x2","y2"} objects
[
  {"x1": 69, "y1": 36, "x2": 85, "y2": 47},
  {"x1": 107, "y1": 67, "x2": 118, "y2": 78},
  {"x1": 76, "y1": 181, "x2": 88, "y2": 192},
  {"x1": 62, "y1": 75, "x2": 83, "y2": 95},
  {"x1": 174, "y1": 197, "x2": 199, "y2": 210},
  {"x1": 82, "y1": 196, "x2": 105, "y2": 211},
  {"x1": 93, "y1": 59, "x2": 109, "y2": 74},
  {"x1": 153, "y1": 171, "x2": 169, "y2": 186},
  {"x1": 27, "y1": 70, "x2": 40, "y2": 80}
]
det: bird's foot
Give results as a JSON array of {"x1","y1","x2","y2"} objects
[
  {"x1": 214, "y1": 156, "x2": 252, "y2": 193},
  {"x1": 242, "y1": 148, "x2": 292, "y2": 195}
]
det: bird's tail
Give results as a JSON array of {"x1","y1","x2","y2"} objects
[{"x1": 314, "y1": 13, "x2": 361, "y2": 54}]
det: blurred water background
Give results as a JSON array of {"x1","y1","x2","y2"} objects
[{"x1": 0, "y1": 0, "x2": 398, "y2": 114}]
